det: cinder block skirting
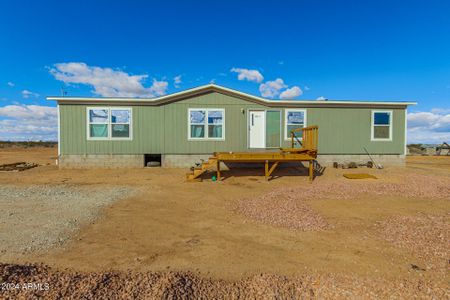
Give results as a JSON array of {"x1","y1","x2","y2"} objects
[
  {"x1": 59, "y1": 153, "x2": 405, "y2": 168},
  {"x1": 162, "y1": 154, "x2": 225, "y2": 168},
  {"x1": 59, "y1": 154, "x2": 144, "y2": 168},
  {"x1": 317, "y1": 154, "x2": 406, "y2": 166}
]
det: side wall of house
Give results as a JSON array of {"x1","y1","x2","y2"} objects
[{"x1": 58, "y1": 92, "x2": 406, "y2": 167}]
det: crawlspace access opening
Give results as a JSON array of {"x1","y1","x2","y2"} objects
[{"x1": 144, "y1": 154, "x2": 162, "y2": 167}]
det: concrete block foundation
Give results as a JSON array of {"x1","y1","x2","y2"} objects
[
  {"x1": 58, "y1": 154, "x2": 144, "y2": 168},
  {"x1": 59, "y1": 153, "x2": 405, "y2": 168},
  {"x1": 317, "y1": 154, "x2": 405, "y2": 167}
]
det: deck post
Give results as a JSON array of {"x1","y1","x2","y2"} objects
[
  {"x1": 309, "y1": 160, "x2": 314, "y2": 182},
  {"x1": 265, "y1": 160, "x2": 269, "y2": 180},
  {"x1": 216, "y1": 160, "x2": 221, "y2": 181}
]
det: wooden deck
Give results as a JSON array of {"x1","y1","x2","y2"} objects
[{"x1": 186, "y1": 125, "x2": 318, "y2": 182}]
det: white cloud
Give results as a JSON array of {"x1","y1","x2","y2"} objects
[
  {"x1": 259, "y1": 78, "x2": 287, "y2": 98},
  {"x1": 7, "y1": 82, "x2": 14, "y2": 87},
  {"x1": 304, "y1": 86, "x2": 310, "y2": 91},
  {"x1": 21, "y1": 90, "x2": 39, "y2": 98},
  {"x1": 148, "y1": 79, "x2": 169, "y2": 97},
  {"x1": 0, "y1": 105, "x2": 57, "y2": 141},
  {"x1": 316, "y1": 96, "x2": 327, "y2": 101},
  {"x1": 230, "y1": 68, "x2": 264, "y2": 83},
  {"x1": 280, "y1": 86, "x2": 303, "y2": 99},
  {"x1": 431, "y1": 108, "x2": 450, "y2": 114},
  {"x1": 174, "y1": 75, "x2": 182, "y2": 88},
  {"x1": 50, "y1": 62, "x2": 168, "y2": 98},
  {"x1": 407, "y1": 109, "x2": 450, "y2": 143}
]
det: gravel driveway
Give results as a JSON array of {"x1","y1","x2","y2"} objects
[{"x1": 0, "y1": 184, "x2": 133, "y2": 259}]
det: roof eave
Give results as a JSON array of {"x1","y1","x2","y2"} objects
[{"x1": 46, "y1": 84, "x2": 418, "y2": 107}]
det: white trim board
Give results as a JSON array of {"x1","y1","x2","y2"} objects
[
  {"x1": 48, "y1": 84, "x2": 418, "y2": 108},
  {"x1": 57, "y1": 104, "x2": 61, "y2": 157}
]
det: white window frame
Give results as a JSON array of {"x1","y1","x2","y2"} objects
[
  {"x1": 371, "y1": 110, "x2": 393, "y2": 141},
  {"x1": 284, "y1": 109, "x2": 307, "y2": 140},
  {"x1": 188, "y1": 108, "x2": 225, "y2": 141},
  {"x1": 86, "y1": 107, "x2": 133, "y2": 141}
]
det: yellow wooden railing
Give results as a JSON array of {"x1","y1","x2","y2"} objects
[{"x1": 290, "y1": 125, "x2": 318, "y2": 151}]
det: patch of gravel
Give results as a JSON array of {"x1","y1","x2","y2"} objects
[
  {"x1": 249, "y1": 172, "x2": 450, "y2": 203},
  {"x1": 233, "y1": 191, "x2": 329, "y2": 231},
  {"x1": 232, "y1": 172, "x2": 449, "y2": 231},
  {"x1": 375, "y1": 213, "x2": 450, "y2": 273},
  {"x1": 0, "y1": 263, "x2": 448, "y2": 299},
  {"x1": 0, "y1": 185, "x2": 133, "y2": 258},
  {"x1": 284, "y1": 172, "x2": 450, "y2": 201}
]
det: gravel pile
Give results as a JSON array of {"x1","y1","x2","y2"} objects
[
  {"x1": 0, "y1": 185, "x2": 133, "y2": 258},
  {"x1": 1, "y1": 263, "x2": 448, "y2": 299},
  {"x1": 233, "y1": 191, "x2": 329, "y2": 231},
  {"x1": 259, "y1": 172, "x2": 450, "y2": 202},
  {"x1": 232, "y1": 172, "x2": 449, "y2": 231},
  {"x1": 375, "y1": 213, "x2": 450, "y2": 273},
  {"x1": 301, "y1": 172, "x2": 449, "y2": 200}
]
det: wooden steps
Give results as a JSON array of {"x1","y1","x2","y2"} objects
[{"x1": 186, "y1": 157, "x2": 218, "y2": 182}]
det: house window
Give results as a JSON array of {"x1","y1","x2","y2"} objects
[
  {"x1": 285, "y1": 109, "x2": 306, "y2": 139},
  {"x1": 189, "y1": 109, "x2": 224, "y2": 140},
  {"x1": 87, "y1": 107, "x2": 132, "y2": 140},
  {"x1": 371, "y1": 110, "x2": 392, "y2": 141},
  {"x1": 111, "y1": 109, "x2": 131, "y2": 138},
  {"x1": 89, "y1": 109, "x2": 109, "y2": 138}
]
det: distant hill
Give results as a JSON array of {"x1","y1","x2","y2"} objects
[{"x1": 0, "y1": 141, "x2": 57, "y2": 148}]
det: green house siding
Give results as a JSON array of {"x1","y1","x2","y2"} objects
[
  {"x1": 307, "y1": 108, "x2": 405, "y2": 154},
  {"x1": 59, "y1": 92, "x2": 406, "y2": 156}
]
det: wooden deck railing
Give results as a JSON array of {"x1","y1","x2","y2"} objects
[{"x1": 290, "y1": 125, "x2": 318, "y2": 151}]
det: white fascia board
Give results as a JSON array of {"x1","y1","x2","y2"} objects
[{"x1": 47, "y1": 84, "x2": 418, "y2": 107}]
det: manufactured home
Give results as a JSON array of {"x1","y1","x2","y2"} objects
[{"x1": 48, "y1": 84, "x2": 416, "y2": 168}]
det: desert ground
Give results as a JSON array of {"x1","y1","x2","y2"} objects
[{"x1": 0, "y1": 147, "x2": 449, "y2": 298}]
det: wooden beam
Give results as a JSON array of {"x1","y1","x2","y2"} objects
[
  {"x1": 267, "y1": 161, "x2": 279, "y2": 179},
  {"x1": 215, "y1": 152, "x2": 316, "y2": 162}
]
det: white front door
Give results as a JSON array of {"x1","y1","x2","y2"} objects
[{"x1": 249, "y1": 111, "x2": 265, "y2": 148}]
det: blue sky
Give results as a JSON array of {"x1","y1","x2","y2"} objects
[{"x1": 0, "y1": 0, "x2": 449, "y2": 142}]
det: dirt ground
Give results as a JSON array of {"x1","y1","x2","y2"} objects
[{"x1": 0, "y1": 148, "x2": 449, "y2": 297}]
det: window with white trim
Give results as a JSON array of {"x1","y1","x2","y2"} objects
[
  {"x1": 188, "y1": 109, "x2": 224, "y2": 140},
  {"x1": 285, "y1": 109, "x2": 306, "y2": 139},
  {"x1": 87, "y1": 107, "x2": 132, "y2": 140},
  {"x1": 371, "y1": 110, "x2": 392, "y2": 141}
]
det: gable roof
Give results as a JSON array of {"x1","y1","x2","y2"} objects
[{"x1": 47, "y1": 83, "x2": 417, "y2": 108}]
